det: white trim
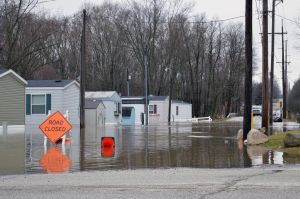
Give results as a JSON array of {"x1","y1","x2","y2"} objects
[
  {"x1": 63, "y1": 80, "x2": 80, "y2": 89},
  {"x1": 31, "y1": 94, "x2": 46, "y2": 115},
  {"x1": 0, "y1": 69, "x2": 27, "y2": 85},
  {"x1": 25, "y1": 80, "x2": 79, "y2": 90},
  {"x1": 26, "y1": 87, "x2": 63, "y2": 90}
]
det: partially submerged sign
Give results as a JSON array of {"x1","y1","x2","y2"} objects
[{"x1": 39, "y1": 111, "x2": 72, "y2": 144}]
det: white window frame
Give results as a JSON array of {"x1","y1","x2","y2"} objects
[
  {"x1": 149, "y1": 104, "x2": 157, "y2": 115},
  {"x1": 31, "y1": 94, "x2": 46, "y2": 115}
]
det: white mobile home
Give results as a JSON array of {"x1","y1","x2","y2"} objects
[
  {"x1": 25, "y1": 80, "x2": 80, "y2": 125},
  {"x1": 122, "y1": 97, "x2": 145, "y2": 125},
  {"x1": 148, "y1": 96, "x2": 169, "y2": 124},
  {"x1": 85, "y1": 99, "x2": 105, "y2": 127},
  {"x1": 85, "y1": 91, "x2": 122, "y2": 125},
  {"x1": 171, "y1": 100, "x2": 192, "y2": 122}
]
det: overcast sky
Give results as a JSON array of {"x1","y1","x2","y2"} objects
[{"x1": 38, "y1": 0, "x2": 300, "y2": 88}]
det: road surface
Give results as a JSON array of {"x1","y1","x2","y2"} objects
[{"x1": 1, "y1": 166, "x2": 300, "y2": 198}]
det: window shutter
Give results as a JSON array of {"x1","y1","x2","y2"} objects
[
  {"x1": 154, "y1": 105, "x2": 157, "y2": 114},
  {"x1": 26, "y1": 94, "x2": 31, "y2": 115},
  {"x1": 46, "y1": 94, "x2": 51, "y2": 114}
]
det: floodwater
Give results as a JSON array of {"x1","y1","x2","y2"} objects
[{"x1": 1, "y1": 121, "x2": 300, "y2": 175}]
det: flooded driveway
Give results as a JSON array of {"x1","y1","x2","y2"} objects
[{"x1": 1, "y1": 121, "x2": 300, "y2": 175}]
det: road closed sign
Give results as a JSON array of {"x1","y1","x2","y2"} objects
[{"x1": 39, "y1": 111, "x2": 72, "y2": 144}]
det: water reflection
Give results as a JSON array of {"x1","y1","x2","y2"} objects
[
  {"x1": 40, "y1": 146, "x2": 71, "y2": 173},
  {"x1": 1, "y1": 121, "x2": 300, "y2": 175}
]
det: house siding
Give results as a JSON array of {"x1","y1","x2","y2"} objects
[
  {"x1": 63, "y1": 84, "x2": 80, "y2": 124},
  {"x1": 102, "y1": 101, "x2": 121, "y2": 125},
  {"x1": 149, "y1": 98, "x2": 169, "y2": 124},
  {"x1": 25, "y1": 89, "x2": 63, "y2": 124},
  {"x1": 0, "y1": 74, "x2": 25, "y2": 125},
  {"x1": 171, "y1": 103, "x2": 192, "y2": 122},
  {"x1": 122, "y1": 104, "x2": 144, "y2": 125}
]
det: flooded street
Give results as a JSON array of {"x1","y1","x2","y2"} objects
[{"x1": 1, "y1": 121, "x2": 300, "y2": 175}]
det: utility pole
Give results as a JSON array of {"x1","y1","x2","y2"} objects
[
  {"x1": 80, "y1": 9, "x2": 86, "y2": 129},
  {"x1": 284, "y1": 40, "x2": 288, "y2": 119},
  {"x1": 262, "y1": 0, "x2": 269, "y2": 131},
  {"x1": 144, "y1": 52, "x2": 148, "y2": 125},
  {"x1": 276, "y1": 30, "x2": 289, "y2": 120},
  {"x1": 281, "y1": 21, "x2": 285, "y2": 119},
  {"x1": 243, "y1": 0, "x2": 253, "y2": 140},
  {"x1": 127, "y1": 68, "x2": 130, "y2": 96},
  {"x1": 269, "y1": 0, "x2": 276, "y2": 125},
  {"x1": 167, "y1": 69, "x2": 173, "y2": 125}
]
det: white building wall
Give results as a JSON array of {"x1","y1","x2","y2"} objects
[
  {"x1": 25, "y1": 88, "x2": 63, "y2": 125},
  {"x1": 149, "y1": 99, "x2": 169, "y2": 124},
  {"x1": 122, "y1": 104, "x2": 144, "y2": 125},
  {"x1": 103, "y1": 101, "x2": 121, "y2": 125},
  {"x1": 96, "y1": 103, "x2": 105, "y2": 127},
  {"x1": 85, "y1": 109, "x2": 96, "y2": 127},
  {"x1": 62, "y1": 84, "x2": 80, "y2": 124},
  {"x1": 171, "y1": 103, "x2": 192, "y2": 122}
]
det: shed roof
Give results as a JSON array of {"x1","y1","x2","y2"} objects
[
  {"x1": 85, "y1": 91, "x2": 119, "y2": 100},
  {"x1": 149, "y1": 95, "x2": 168, "y2": 101},
  {"x1": 172, "y1": 100, "x2": 191, "y2": 104},
  {"x1": 85, "y1": 99, "x2": 104, "y2": 109},
  {"x1": 26, "y1": 80, "x2": 76, "y2": 88}
]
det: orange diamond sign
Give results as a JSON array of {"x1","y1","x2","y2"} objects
[{"x1": 39, "y1": 111, "x2": 72, "y2": 144}]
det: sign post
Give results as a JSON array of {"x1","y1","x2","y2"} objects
[{"x1": 39, "y1": 111, "x2": 72, "y2": 144}]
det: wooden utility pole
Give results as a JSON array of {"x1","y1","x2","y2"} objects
[
  {"x1": 168, "y1": 69, "x2": 173, "y2": 125},
  {"x1": 80, "y1": 9, "x2": 86, "y2": 129},
  {"x1": 281, "y1": 22, "x2": 285, "y2": 119},
  {"x1": 144, "y1": 52, "x2": 148, "y2": 125},
  {"x1": 262, "y1": 0, "x2": 269, "y2": 131},
  {"x1": 243, "y1": 0, "x2": 253, "y2": 140},
  {"x1": 270, "y1": 0, "x2": 283, "y2": 124},
  {"x1": 284, "y1": 40, "x2": 288, "y2": 119},
  {"x1": 127, "y1": 68, "x2": 130, "y2": 96},
  {"x1": 270, "y1": 0, "x2": 276, "y2": 124}
]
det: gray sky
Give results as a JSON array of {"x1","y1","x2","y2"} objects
[{"x1": 38, "y1": 0, "x2": 300, "y2": 88}]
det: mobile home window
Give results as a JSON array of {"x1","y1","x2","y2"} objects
[
  {"x1": 32, "y1": 95, "x2": 46, "y2": 114},
  {"x1": 149, "y1": 104, "x2": 157, "y2": 114},
  {"x1": 176, "y1": 106, "x2": 179, "y2": 115}
]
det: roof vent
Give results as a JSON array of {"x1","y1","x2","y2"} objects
[{"x1": 55, "y1": 80, "x2": 62, "y2": 83}]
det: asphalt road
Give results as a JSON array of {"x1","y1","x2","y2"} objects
[{"x1": 1, "y1": 166, "x2": 300, "y2": 199}]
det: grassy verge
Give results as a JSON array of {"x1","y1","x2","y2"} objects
[{"x1": 263, "y1": 130, "x2": 300, "y2": 155}]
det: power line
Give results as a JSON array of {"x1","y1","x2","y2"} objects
[{"x1": 275, "y1": 14, "x2": 299, "y2": 25}]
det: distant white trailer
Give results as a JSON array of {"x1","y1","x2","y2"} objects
[
  {"x1": 171, "y1": 100, "x2": 192, "y2": 122},
  {"x1": 85, "y1": 91, "x2": 122, "y2": 125}
]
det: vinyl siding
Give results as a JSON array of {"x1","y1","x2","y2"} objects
[
  {"x1": 171, "y1": 103, "x2": 192, "y2": 122},
  {"x1": 25, "y1": 89, "x2": 63, "y2": 124},
  {"x1": 63, "y1": 84, "x2": 80, "y2": 124},
  {"x1": 122, "y1": 104, "x2": 144, "y2": 125},
  {"x1": 25, "y1": 83, "x2": 80, "y2": 125},
  {"x1": 0, "y1": 74, "x2": 25, "y2": 125},
  {"x1": 102, "y1": 101, "x2": 121, "y2": 125},
  {"x1": 149, "y1": 98, "x2": 169, "y2": 124}
]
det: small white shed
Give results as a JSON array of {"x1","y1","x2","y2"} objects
[
  {"x1": 85, "y1": 91, "x2": 122, "y2": 125},
  {"x1": 85, "y1": 99, "x2": 105, "y2": 127},
  {"x1": 25, "y1": 80, "x2": 80, "y2": 125},
  {"x1": 171, "y1": 100, "x2": 192, "y2": 122}
]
